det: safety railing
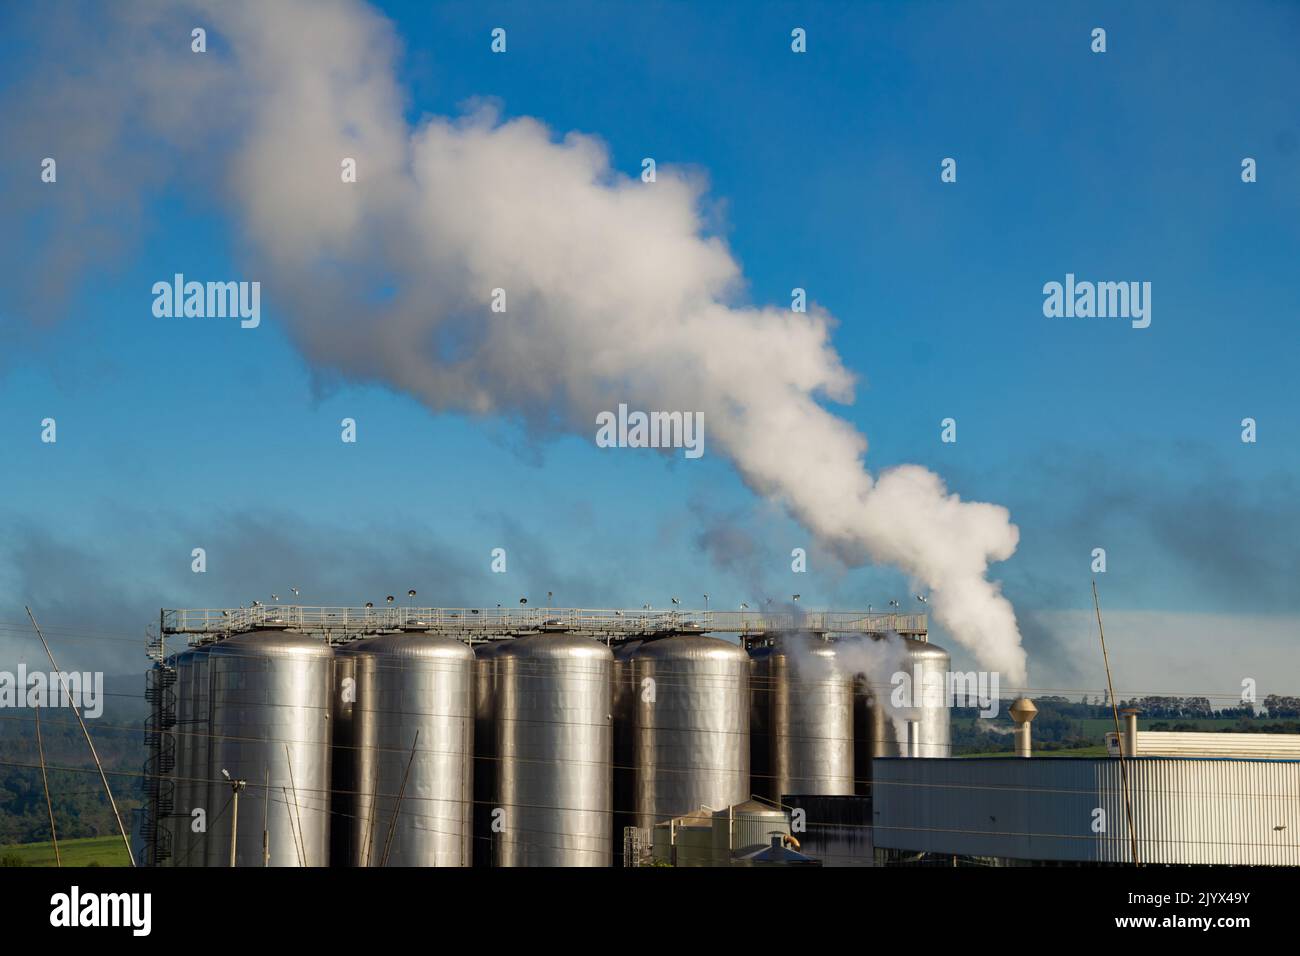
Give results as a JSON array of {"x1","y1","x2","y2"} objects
[{"x1": 161, "y1": 605, "x2": 926, "y2": 640}]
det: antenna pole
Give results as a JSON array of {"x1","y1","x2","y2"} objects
[
  {"x1": 35, "y1": 704, "x2": 62, "y2": 867},
  {"x1": 1093, "y1": 581, "x2": 1140, "y2": 866},
  {"x1": 229, "y1": 783, "x2": 241, "y2": 867},
  {"x1": 263, "y1": 765, "x2": 270, "y2": 867},
  {"x1": 26, "y1": 606, "x2": 135, "y2": 867}
]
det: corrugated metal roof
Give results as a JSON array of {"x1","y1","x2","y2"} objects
[
  {"x1": 1105, "y1": 731, "x2": 1300, "y2": 760},
  {"x1": 873, "y1": 757, "x2": 1300, "y2": 865}
]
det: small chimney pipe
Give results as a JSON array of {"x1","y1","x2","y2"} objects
[
  {"x1": 1121, "y1": 708, "x2": 1139, "y2": 757},
  {"x1": 1009, "y1": 698, "x2": 1038, "y2": 758}
]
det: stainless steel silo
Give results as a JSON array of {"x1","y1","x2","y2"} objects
[
  {"x1": 758, "y1": 636, "x2": 854, "y2": 799},
  {"x1": 851, "y1": 637, "x2": 951, "y2": 790},
  {"x1": 206, "y1": 628, "x2": 334, "y2": 867},
  {"x1": 329, "y1": 643, "x2": 359, "y2": 866},
  {"x1": 629, "y1": 634, "x2": 750, "y2": 831},
  {"x1": 494, "y1": 633, "x2": 613, "y2": 866},
  {"x1": 901, "y1": 638, "x2": 952, "y2": 759},
  {"x1": 349, "y1": 631, "x2": 474, "y2": 867},
  {"x1": 169, "y1": 645, "x2": 211, "y2": 867},
  {"x1": 165, "y1": 648, "x2": 194, "y2": 866}
]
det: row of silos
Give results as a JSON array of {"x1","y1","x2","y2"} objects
[
  {"x1": 749, "y1": 634, "x2": 952, "y2": 801},
  {"x1": 162, "y1": 626, "x2": 949, "y2": 866}
]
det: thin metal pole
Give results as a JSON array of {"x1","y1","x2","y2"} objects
[
  {"x1": 263, "y1": 766, "x2": 270, "y2": 867},
  {"x1": 363, "y1": 758, "x2": 381, "y2": 865},
  {"x1": 280, "y1": 787, "x2": 305, "y2": 867},
  {"x1": 284, "y1": 744, "x2": 308, "y2": 867},
  {"x1": 35, "y1": 704, "x2": 61, "y2": 867},
  {"x1": 229, "y1": 786, "x2": 239, "y2": 867},
  {"x1": 1093, "y1": 581, "x2": 1140, "y2": 866},
  {"x1": 26, "y1": 606, "x2": 135, "y2": 867},
  {"x1": 380, "y1": 730, "x2": 420, "y2": 867}
]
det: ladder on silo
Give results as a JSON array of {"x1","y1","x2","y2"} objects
[{"x1": 141, "y1": 629, "x2": 177, "y2": 866}]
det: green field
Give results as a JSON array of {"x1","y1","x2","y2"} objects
[
  {"x1": 0, "y1": 835, "x2": 131, "y2": 868},
  {"x1": 1078, "y1": 717, "x2": 1244, "y2": 735},
  {"x1": 960, "y1": 745, "x2": 1110, "y2": 758}
]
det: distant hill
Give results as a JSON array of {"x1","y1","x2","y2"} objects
[{"x1": 0, "y1": 672, "x2": 148, "y2": 845}]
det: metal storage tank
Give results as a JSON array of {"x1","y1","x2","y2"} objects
[
  {"x1": 494, "y1": 633, "x2": 613, "y2": 866},
  {"x1": 651, "y1": 808, "x2": 714, "y2": 866},
  {"x1": 189, "y1": 645, "x2": 212, "y2": 866},
  {"x1": 329, "y1": 642, "x2": 359, "y2": 867},
  {"x1": 164, "y1": 648, "x2": 195, "y2": 866},
  {"x1": 628, "y1": 634, "x2": 750, "y2": 832},
  {"x1": 851, "y1": 637, "x2": 951, "y2": 789},
  {"x1": 472, "y1": 639, "x2": 509, "y2": 867},
  {"x1": 349, "y1": 630, "x2": 474, "y2": 866},
  {"x1": 711, "y1": 799, "x2": 791, "y2": 862},
  {"x1": 206, "y1": 627, "x2": 334, "y2": 866},
  {"x1": 170, "y1": 645, "x2": 212, "y2": 867},
  {"x1": 751, "y1": 637, "x2": 854, "y2": 799}
]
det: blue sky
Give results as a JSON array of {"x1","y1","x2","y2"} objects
[{"x1": 1, "y1": 0, "x2": 1297, "y2": 694}]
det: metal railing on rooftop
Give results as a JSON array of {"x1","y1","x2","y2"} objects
[{"x1": 160, "y1": 605, "x2": 927, "y2": 642}]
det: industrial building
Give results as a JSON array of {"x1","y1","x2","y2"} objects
[
  {"x1": 140, "y1": 603, "x2": 1300, "y2": 868},
  {"x1": 873, "y1": 709, "x2": 1300, "y2": 866},
  {"x1": 873, "y1": 755, "x2": 1300, "y2": 866},
  {"x1": 141, "y1": 604, "x2": 938, "y2": 867}
]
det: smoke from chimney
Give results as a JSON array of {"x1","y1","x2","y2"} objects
[{"x1": 2, "y1": 0, "x2": 1028, "y2": 684}]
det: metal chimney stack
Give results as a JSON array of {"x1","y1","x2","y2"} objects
[{"x1": 1010, "y1": 697, "x2": 1037, "y2": 758}]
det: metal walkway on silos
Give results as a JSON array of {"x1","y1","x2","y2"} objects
[{"x1": 158, "y1": 605, "x2": 927, "y2": 645}]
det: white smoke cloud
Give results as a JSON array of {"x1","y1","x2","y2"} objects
[{"x1": 4, "y1": 0, "x2": 1028, "y2": 683}]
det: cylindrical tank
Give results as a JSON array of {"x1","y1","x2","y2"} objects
[
  {"x1": 165, "y1": 648, "x2": 195, "y2": 866},
  {"x1": 851, "y1": 637, "x2": 951, "y2": 790},
  {"x1": 329, "y1": 643, "x2": 359, "y2": 866},
  {"x1": 494, "y1": 633, "x2": 613, "y2": 866},
  {"x1": 189, "y1": 645, "x2": 212, "y2": 866},
  {"x1": 712, "y1": 799, "x2": 791, "y2": 861},
  {"x1": 206, "y1": 628, "x2": 334, "y2": 866},
  {"x1": 170, "y1": 646, "x2": 211, "y2": 866},
  {"x1": 628, "y1": 634, "x2": 750, "y2": 832},
  {"x1": 348, "y1": 630, "x2": 474, "y2": 866},
  {"x1": 753, "y1": 636, "x2": 854, "y2": 800},
  {"x1": 472, "y1": 639, "x2": 509, "y2": 867}
]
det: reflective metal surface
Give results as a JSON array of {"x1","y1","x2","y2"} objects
[
  {"x1": 629, "y1": 635, "x2": 750, "y2": 831},
  {"x1": 171, "y1": 646, "x2": 212, "y2": 866},
  {"x1": 349, "y1": 631, "x2": 474, "y2": 866},
  {"x1": 206, "y1": 628, "x2": 334, "y2": 866},
  {"x1": 852, "y1": 637, "x2": 951, "y2": 789},
  {"x1": 752, "y1": 637, "x2": 854, "y2": 799},
  {"x1": 494, "y1": 633, "x2": 613, "y2": 866}
]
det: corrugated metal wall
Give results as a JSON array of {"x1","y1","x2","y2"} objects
[
  {"x1": 873, "y1": 757, "x2": 1300, "y2": 865},
  {"x1": 1107, "y1": 731, "x2": 1300, "y2": 760}
]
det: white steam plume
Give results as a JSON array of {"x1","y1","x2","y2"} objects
[{"x1": 6, "y1": 0, "x2": 1028, "y2": 683}]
